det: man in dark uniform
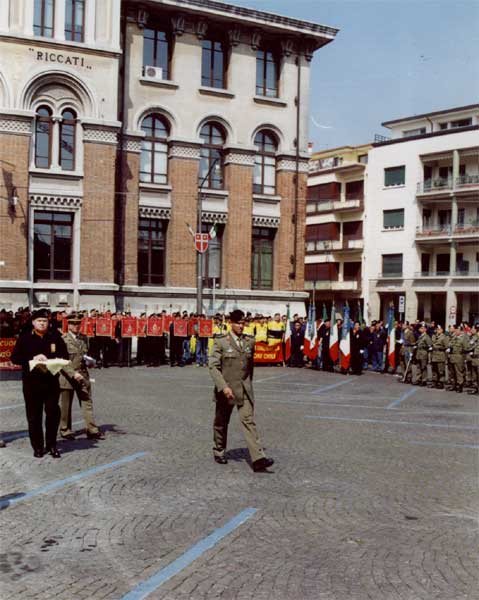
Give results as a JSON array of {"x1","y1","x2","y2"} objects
[
  {"x1": 11, "y1": 309, "x2": 73, "y2": 458},
  {"x1": 290, "y1": 321, "x2": 305, "y2": 367},
  {"x1": 208, "y1": 309, "x2": 274, "y2": 472},
  {"x1": 319, "y1": 320, "x2": 333, "y2": 372},
  {"x1": 350, "y1": 321, "x2": 364, "y2": 375}
]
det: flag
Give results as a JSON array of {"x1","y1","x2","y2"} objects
[
  {"x1": 322, "y1": 303, "x2": 328, "y2": 323},
  {"x1": 304, "y1": 303, "x2": 318, "y2": 360},
  {"x1": 357, "y1": 300, "x2": 363, "y2": 327},
  {"x1": 284, "y1": 305, "x2": 291, "y2": 361},
  {"x1": 329, "y1": 301, "x2": 339, "y2": 362},
  {"x1": 339, "y1": 303, "x2": 351, "y2": 370},
  {"x1": 387, "y1": 303, "x2": 396, "y2": 369},
  {"x1": 208, "y1": 222, "x2": 217, "y2": 239}
]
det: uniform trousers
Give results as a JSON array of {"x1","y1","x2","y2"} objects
[
  {"x1": 60, "y1": 378, "x2": 98, "y2": 435},
  {"x1": 414, "y1": 356, "x2": 428, "y2": 383},
  {"x1": 431, "y1": 361, "x2": 445, "y2": 384},
  {"x1": 213, "y1": 395, "x2": 265, "y2": 463},
  {"x1": 449, "y1": 360, "x2": 465, "y2": 386},
  {"x1": 23, "y1": 378, "x2": 60, "y2": 451}
]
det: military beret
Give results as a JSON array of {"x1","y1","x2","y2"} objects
[
  {"x1": 67, "y1": 313, "x2": 82, "y2": 323},
  {"x1": 229, "y1": 309, "x2": 245, "y2": 323},
  {"x1": 31, "y1": 308, "x2": 49, "y2": 320}
]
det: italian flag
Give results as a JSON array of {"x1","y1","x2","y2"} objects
[
  {"x1": 329, "y1": 301, "x2": 339, "y2": 362},
  {"x1": 284, "y1": 306, "x2": 291, "y2": 361},
  {"x1": 339, "y1": 303, "x2": 351, "y2": 370},
  {"x1": 304, "y1": 303, "x2": 318, "y2": 360},
  {"x1": 387, "y1": 304, "x2": 396, "y2": 369}
]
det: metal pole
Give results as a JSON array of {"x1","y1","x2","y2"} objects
[{"x1": 212, "y1": 277, "x2": 216, "y2": 313}]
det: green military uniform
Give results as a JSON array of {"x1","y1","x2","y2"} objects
[
  {"x1": 399, "y1": 328, "x2": 416, "y2": 382},
  {"x1": 430, "y1": 332, "x2": 448, "y2": 388},
  {"x1": 447, "y1": 333, "x2": 469, "y2": 391},
  {"x1": 464, "y1": 333, "x2": 474, "y2": 387},
  {"x1": 467, "y1": 333, "x2": 479, "y2": 394},
  {"x1": 59, "y1": 331, "x2": 100, "y2": 437},
  {"x1": 208, "y1": 333, "x2": 266, "y2": 463},
  {"x1": 414, "y1": 331, "x2": 433, "y2": 384}
]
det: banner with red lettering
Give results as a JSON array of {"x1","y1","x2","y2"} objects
[
  {"x1": 137, "y1": 317, "x2": 147, "y2": 337},
  {"x1": 162, "y1": 314, "x2": 173, "y2": 332},
  {"x1": 147, "y1": 317, "x2": 163, "y2": 336},
  {"x1": 198, "y1": 319, "x2": 213, "y2": 337},
  {"x1": 121, "y1": 317, "x2": 137, "y2": 338},
  {"x1": 254, "y1": 342, "x2": 284, "y2": 364},
  {"x1": 173, "y1": 319, "x2": 188, "y2": 337},
  {"x1": 0, "y1": 338, "x2": 21, "y2": 370},
  {"x1": 96, "y1": 317, "x2": 113, "y2": 337},
  {"x1": 80, "y1": 317, "x2": 95, "y2": 337}
]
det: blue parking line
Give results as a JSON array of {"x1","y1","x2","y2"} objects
[
  {"x1": 387, "y1": 387, "x2": 419, "y2": 409},
  {"x1": 121, "y1": 508, "x2": 257, "y2": 600},
  {"x1": 409, "y1": 441, "x2": 479, "y2": 450},
  {"x1": 0, "y1": 452, "x2": 147, "y2": 510},
  {"x1": 305, "y1": 415, "x2": 479, "y2": 431},
  {"x1": 311, "y1": 379, "x2": 352, "y2": 394},
  {"x1": 2, "y1": 420, "x2": 84, "y2": 443},
  {"x1": 0, "y1": 403, "x2": 23, "y2": 411}
]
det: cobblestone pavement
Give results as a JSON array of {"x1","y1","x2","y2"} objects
[{"x1": 1, "y1": 366, "x2": 478, "y2": 600}]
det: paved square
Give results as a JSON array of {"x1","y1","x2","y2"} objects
[{"x1": 1, "y1": 367, "x2": 478, "y2": 599}]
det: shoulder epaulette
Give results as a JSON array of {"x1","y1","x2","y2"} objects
[{"x1": 215, "y1": 334, "x2": 227, "y2": 339}]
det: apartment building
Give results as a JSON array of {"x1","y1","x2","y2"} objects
[
  {"x1": 364, "y1": 104, "x2": 479, "y2": 325},
  {"x1": 0, "y1": 0, "x2": 338, "y2": 314},
  {"x1": 305, "y1": 144, "x2": 370, "y2": 317}
]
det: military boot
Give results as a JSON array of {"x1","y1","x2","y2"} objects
[
  {"x1": 455, "y1": 385, "x2": 463, "y2": 393},
  {"x1": 467, "y1": 387, "x2": 478, "y2": 395}
]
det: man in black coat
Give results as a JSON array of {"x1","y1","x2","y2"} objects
[
  {"x1": 290, "y1": 321, "x2": 305, "y2": 367},
  {"x1": 319, "y1": 320, "x2": 334, "y2": 372},
  {"x1": 350, "y1": 321, "x2": 365, "y2": 375},
  {"x1": 11, "y1": 309, "x2": 72, "y2": 458}
]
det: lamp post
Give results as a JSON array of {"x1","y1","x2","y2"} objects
[{"x1": 196, "y1": 156, "x2": 221, "y2": 315}]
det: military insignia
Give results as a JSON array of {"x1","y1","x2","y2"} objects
[
  {"x1": 50, "y1": 343, "x2": 56, "y2": 353},
  {"x1": 226, "y1": 347, "x2": 234, "y2": 353}
]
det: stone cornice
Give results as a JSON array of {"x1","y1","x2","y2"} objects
[
  {"x1": 82, "y1": 124, "x2": 119, "y2": 146},
  {"x1": 276, "y1": 157, "x2": 309, "y2": 173},
  {"x1": 202, "y1": 211, "x2": 228, "y2": 224},
  {"x1": 30, "y1": 194, "x2": 82, "y2": 209},
  {"x1": 0, "y1": 115, "x2": 32, "y2": 136},
  {"x1": 252, "y1": 215, "x2": 280, "y2": 228},
  {"x1": 139, "y1": 206, "x2": 171, "y2": 219},
  {"x1": 168, "y1": 140, "x2": 202, "y2": 160}
]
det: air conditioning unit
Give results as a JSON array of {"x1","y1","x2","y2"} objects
[{"x1": 144, "y1": 65, "x2": 163, "y2": 80}]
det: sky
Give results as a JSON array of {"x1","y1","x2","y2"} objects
[{"x1": 222, "y1": 0, "x2": 479, "y2": 151}]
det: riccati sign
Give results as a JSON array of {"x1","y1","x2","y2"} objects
[{"x1": 29, "y1": 47, "x2": 91, "y2": 69}]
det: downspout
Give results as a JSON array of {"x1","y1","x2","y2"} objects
[
  {"x1": 115, "y1": 8, "x2": 128, "y2": 306},
  {"x1": 291, "y1": 50, "x2": 301, "y2": 281}
]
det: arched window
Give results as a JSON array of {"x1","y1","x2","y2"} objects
[
  {"x1": 140, "y1": 115, "x2": 169, "y2": 184},
  {"x1": 59, "y1": 109, "x2": 76, "y2": 171},
  {"x1": 253, "y1": 130, "x2": 277, "y2": 195},
  {"x1": 35, "y1": 106, "x2": 53, "y2": 168},
  {"x1": 199, "y1": 123, "x2": 225, "y2": 189}
]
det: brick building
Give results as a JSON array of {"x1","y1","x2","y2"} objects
[{"x1": 0, "y1": 0, "x2": 338, "y2": 315}]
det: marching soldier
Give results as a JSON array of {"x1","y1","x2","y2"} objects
[
  {"x1": 467, "y1": 324, "x2": 479, "y2": 395},
  {"x1": 58, "y1": 314, "x2": 104, "y2": 440},
  {"x1": 430, "y1": 325, "x2": 448, "y2": 389},
  {"x1": 446, "y1": 325, "x2": 469, "y2": 393},
  {"x1": 399, "y1": 322, "x2": 416, "y2": 383},
  {"x1": 208, "y1": 309, "x2": 274, "y2": 472},
  {"x1": 414, "y1": 324, "x2": 432, "y2": 386}
]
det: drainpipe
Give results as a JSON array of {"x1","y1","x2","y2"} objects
[{"x1": 290, "y1": 50, "x2": 301, "y2": 281}]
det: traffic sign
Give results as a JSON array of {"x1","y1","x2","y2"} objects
[{"x1": 398, "y1": 295, "x2": 405, "y2": 313}]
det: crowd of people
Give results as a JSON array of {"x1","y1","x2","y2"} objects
[{"x1": 1, "y1": 306, "x2": 478, "y2": 458}]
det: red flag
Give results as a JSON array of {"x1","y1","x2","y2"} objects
[
  {"x1": 147, "y1": 316, "x2": 163, "y2": 336},
  {"x1": 137, "y1": 317, "x2": 147, "y2": 337},
  {"x1": 173, "y1": 319, "x2": 188, "y2": 337},
  {"x1": 80, "y1": 317, "x2": 95, "y2": 337},
  {"x1": 121, "y1": 317, "x2": 137, "y2": 338},
  {"x1": 96, "y1": 317, "x2": 113, "y2": 337},
  {"x1": 162, "y1": 314, "x2": 173, "y2": 332},
  {"x1": 198, "y1": 318, "x2": 213, "y2": 337},
  {"x1": 62, "y1": 318, "x2": 68, "y2": 334},
  {"x1": 284, "y1": 321, "x2": 291, "y2": 361},
  {"x1": 188, "y1": 317, "x2": 198, "y2": 336}
]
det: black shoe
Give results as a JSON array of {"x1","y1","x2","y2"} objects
[
  {"x1": 87, "y1": 430, "x2": 104, "y2": 440},
  {"x1": 214, "y1": 456, "x2": 228, "y2": 465},
  {"x1": 47, "y1": 447, "x2": 61, "y2": 458},
  {"x1": 436, "y1": 383, "x2": 444, "y2": 390},
  {"x1": 467, "y1": 388, "x2": 479, "y2": 395},
  {"x1": 456, "y1": 386, "x2": 463, "y2": 394},
  {"x1": 60, "y1": 432, "x2": 75, "y2": 441},
  {"x1": 252, "y1": 457, "x2": 274, "y2": 472},
  {"x1": 33, "y1": 448, "x2": 44, "y2": 458}
]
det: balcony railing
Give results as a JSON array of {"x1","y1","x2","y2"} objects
[
  {"x1": 414, "y1": 271, "x2": 450, "y2": 278},
  {"x1": 306, "y1": 198, "x2": 363, "y2": 214},
  {"x1": 306, "y1": 280, "x2": 360, "y2": 291},
  {"x1": 308, "y1": 157, "x2": 343, "y2": 172},
  {"x1": 305, "y1": 239, "x2": 364, "y2": 253},
  {"x1": 416, "y1": 221, "x2": 479, "y2": 238},
  {"x1": 452, "y1": 270, "x2": 479, "y2": 278},
  {"x1": 378, "y1": 272, "x2": 403, "y2": 279},
  {"x1": 456, "y1": 174, "x2": 479, "y2": 187},
  {"x1": 417, "y1": 178, "x2": 452, "y2": 194}
]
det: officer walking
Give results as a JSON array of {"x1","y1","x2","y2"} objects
[
  {"x1": 414, "y1": 324, "x2": 433, "y2": 386},
  {"x1": 11, "y1": 309, "x2": 72, "y2": 458},
  {"x1": 430, "y1": 324, "x2": 448, "y2": 389},
  {"x1": 447, "y1": 325, "x2": 469, "y2": 393},
  {"x1": 58, "y1": 314, "x2": 104, "y2": 440},
  {"x1": 208, "y1": 309, "x2": 274, "y2": 472}
]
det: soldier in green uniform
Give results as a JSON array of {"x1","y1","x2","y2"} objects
[
  {"x1": 446, "y1": 325, "x2": 470, "y2": 393},
  {"x1": 399, "y1": 322, "x2": 416, "y2": 383},
  {"x1": 208, "y1": 309, "x2": 274, "y2": 472},
  {"x1": 467, "y1": 324, "x2": 479, "y2": 395},
  {"x1": 414, "y1": 324, "x2": 432, "y2": 386},
  {"x1": 464, "y1": 326, "x2": 474, "y2": 389},
  {"x1": 430, "y1": 324, "x2": 448, "y2": 389},
  {"x1": 58, "y1": 314, "x2": 104, "y2": 440}
]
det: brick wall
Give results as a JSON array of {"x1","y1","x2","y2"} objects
[
  {"x1": 167, "y1": 157, "x2": 198, "y2": 287},
  {"x1": 223, "y1": 163, "x2": 253, "y2": 289},
  {"x1": 0, "y1": 131, "x2": 30, "y2": 280},
  {"x1": 120, "y1": 150, "x2": 140, "y2": 286},
  {"x1": 81, "y1": 142, "x2": 116, "y2": 282}
]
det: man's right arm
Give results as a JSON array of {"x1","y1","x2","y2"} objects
[{"x1": 208, "y1": 339, "x2": 228, "y2": 392}]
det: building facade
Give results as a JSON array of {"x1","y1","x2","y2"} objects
[
  {"x1": 364, "y1": 104, "x2": 479, "y2": 325},
  {"x1": 0, "y1": 0, "x2": 338, "y2": 315},
  {"x1": 305, "y1": 144, "x2": 370, "y2": 318}
]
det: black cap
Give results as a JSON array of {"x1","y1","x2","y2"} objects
[
  {"x1": 31, "y1": 309, "x2": 49, "y2": 320},
  {"x1": 229, "y1": 309, "x2": 245, "y2": 323}
]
